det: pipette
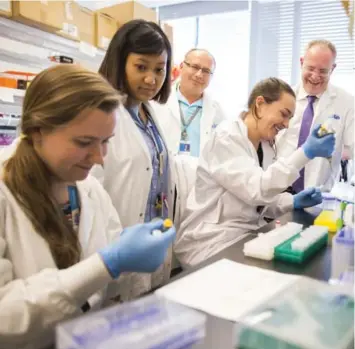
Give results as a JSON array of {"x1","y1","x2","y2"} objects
[{"x1": 152, "y1": 218, "x2": 173, "y2": 236}]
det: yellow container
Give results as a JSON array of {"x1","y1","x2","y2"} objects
[{"x1": 314, "y1": 210, "x2": 338, "y2": 242}]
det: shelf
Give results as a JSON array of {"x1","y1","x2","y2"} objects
[
  {"x1": 0, "y1": 86, "x2": 25, "y2": 104},
  {"x1": 0, "y1": 116, "x2": 20, "y2": 128},
  {"x1": 0, "y1": 16, "x2": 106, "y2": 70}
]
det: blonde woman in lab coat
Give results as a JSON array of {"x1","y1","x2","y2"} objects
[
  {"x1": 92, "y1": 20, "x2": 175, "y2": 299},
  {"x1": 0, "y1": 65, "x2": 175, "y2": 349},
  {"x1": 175, "y1": 77, "x2": 336, "y2": 267}
]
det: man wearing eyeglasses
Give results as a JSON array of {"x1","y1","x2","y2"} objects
[
  {"x1": 156, "y1": 48, "x2": 226, "y2": 157},
  {"x1": 276, "y1": 39, "x2": 354, "y2": 192}
]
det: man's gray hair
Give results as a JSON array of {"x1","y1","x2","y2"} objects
[
  {"x1": 184, "y1": 48, "x2": 216, "y2": 68},
  {"x1": 305, "y1": 39, "x2": 337, "y2": 59}
]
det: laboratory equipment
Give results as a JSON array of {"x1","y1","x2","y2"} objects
[
  {"x1": 56, "y1": 294, "x2": 206, "y2": 349},
  {"x1": 331, "y1": 181, "x2": 355, "y2": 204},
  {"x1": 317, "y1": 114, "x2": 339, "y2": 138},
  {"x1": 321, "y1": 193, "x2": 337, "y2": 211},
  {"x1": 244, "y1": 223, "x2": 329, "y2": 263},
  {"x1": 331, "y1": 226, "x2": 354, "y2": 280},
  {"x1": 344, "y1": 203, "x2": 354, "y2": 227},
  {"x1": 243, "y1": 222, "x2": 303, "y2": 260},
  {"x1": 234, "y1": 277, "x2": 354, "y2": 349},
  {"x1": 152, "y1": 218, "x2": 173, "y2": 236},
  {"x1": 274, "y1": 226, "x2": 328, "y2": 264},
  {"x1": 314, "y1": 199, "x2": 347, "y2": 241}
]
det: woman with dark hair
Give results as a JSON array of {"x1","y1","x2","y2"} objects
[
  {"x1": 92, "y1": 19, "x2": 175, "y2": 299},
  {"x1": 175, "y1": 77, "x2": 336, "y2": 267}
]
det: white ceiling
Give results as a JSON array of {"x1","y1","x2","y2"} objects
[{"x1": 77, "y1": 0, "x2": 194, "y2": 10}]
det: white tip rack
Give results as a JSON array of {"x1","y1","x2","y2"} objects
[
  {"x1": 243, "y1": 222, "x2": 303, "y2": 260},
  {"x1": 291, "y1": 226, "x2": 328, "y2": 252}
]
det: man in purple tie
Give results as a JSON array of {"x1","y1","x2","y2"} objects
[{"x1": 277, "y1": 39, "x2": 354, "y2": 192}]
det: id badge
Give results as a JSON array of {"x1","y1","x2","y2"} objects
[{"x1": 179, "y1": 140, "x2": 191, "y2": 155}]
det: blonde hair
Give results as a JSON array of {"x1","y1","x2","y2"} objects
[
  {"x1": 3, "y1": 64, "x2": 121, "y2": 269},
  {"x1": 305, "y1": 39, "x2": 337, "y2": 59}
]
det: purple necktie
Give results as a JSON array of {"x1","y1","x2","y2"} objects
[{"x1": 292, "y1": 95, "x2": 317, "y2": 193}]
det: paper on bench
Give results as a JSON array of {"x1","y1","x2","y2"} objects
[{"x1": 156, "y1": 259, "x2": 300, "y2": 322}]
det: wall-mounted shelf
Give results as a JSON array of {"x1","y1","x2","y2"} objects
[
  {"x1": 0, "y1": 86, "x2": 25, "y2": 104},
  {"x1": 0, "y1": 15, "x2": 110, "y2": 147},
  {"x1": 0, "y1": 115, "x2": 20, "y2": 127},
  {"x1": 0, "y1": 16, "x2": 106, "y2": 71}
]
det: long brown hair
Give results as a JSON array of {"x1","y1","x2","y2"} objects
[
  {"x1": 3, "y1": 64, "x2": 120, "y2": 269},
  {"x1": 247, "y1": 77, "x2": 295, "y2": 157},
  {"x1": 248, "y1": 77, "x2": 296, "y2": 119}
]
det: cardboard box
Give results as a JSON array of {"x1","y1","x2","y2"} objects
[
  {"x1": 99, "y1": 1, "x2": 157, "y2": 27},
  {"x1": 11, "y1": 1, "x2": 63, "y2": 31},
  {"x1": 57, "y1": 1, "x2": 80, "y2": 41},
  {"x1": 0, "y1": 1, "x2": 11, "y2": 18},
  {"x1": 95, "y1": 12, "x2": 117, "y2": 50},
  {"x1": 77, "y1": 6, "x2": 95, "y2": 46}
]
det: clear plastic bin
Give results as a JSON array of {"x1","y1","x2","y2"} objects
[
  {"x1": 331, "y1": 226, "x2": 354, "y2": 280},
  {"x1": 234, "y1": 278, "x2": 354, "y2": 349},
  {"x1": 321, "y1": 193, "x2": 337, "y2": 211},
  {"x1": 56, "y1": 295, "x2": 206, "y2": 349}
]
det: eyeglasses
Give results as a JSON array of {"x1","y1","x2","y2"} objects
[
  {"x1": 303, "y1": 65, "x2": 333, "y2": 77},
  {"x1": 183, "y1": 61, "x2": 213, "y2": 76}
]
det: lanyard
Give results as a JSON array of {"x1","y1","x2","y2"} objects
[
  {"x1": 127, "y1": 107, "x2": 164, "y2": 154},
  {"x1": 179, "y1": 103, "x2": 201, "y2": 140},
  {"x1": 68, "y1": 185, "x2": 80, "y2": 231},
  {"x1": 127, "y1": 106, "x2": 168, "y2": 218},
  {"x1": 179, "y1": 103, "x2": 201, "y2": 129},
  {"x1": 127, "y1": 106, "x2": 165, "y2": 179}
]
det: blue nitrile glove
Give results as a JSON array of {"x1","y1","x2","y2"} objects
[
  {"x1": 99, "y1": 220, "x2": 176, "y2": 279},
  {"x1": 293, "y1": 187, "x2": 322, "y2": 209},
  {"x1": 302, "y1": 124, "x2": 336, "y2": 159}
]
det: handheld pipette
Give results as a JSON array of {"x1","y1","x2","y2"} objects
[{"x1": 152, "y1": 218, "x2": 173, "y2": 236}]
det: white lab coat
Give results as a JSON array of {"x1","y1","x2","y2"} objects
[
  {"x1": 152, "y1": 83, "x2": 227, "y2": 155},
  {"x1": 91, "y1": 103, "x2": 175, "y2": 298},
  {"x1": 0, "y1": 172, "x2": 124, "y2": 349},
  {"x1": 172, "y1": 154, "x2": 198, "y2": 233},
  {"x1": 276, "y1": 83, "x2": 354, "y2": 190},
  {"x1": 174, "y1": 116, "x2": 310, "y2": 267}
]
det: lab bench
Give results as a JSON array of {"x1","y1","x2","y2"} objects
[{"x1": 169, "y1": 209, "x2": 332, "y2": 349}]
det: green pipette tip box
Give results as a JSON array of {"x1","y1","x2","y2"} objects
[
  {"x1": 234, "y1": 278, "x2": 354, "y2": 349},
  {"x1": 274, "y1": 232, "x2": 328, "y2": 264}
]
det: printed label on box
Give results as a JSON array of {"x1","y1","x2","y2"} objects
[
  {"x1": 65, "y1": 2, "x2": 74, "y2": 21},
  {"x1": 0, "y1": 1, "x2": 10, "y2": 12},
  {"x1": 62, "y1": 23, "x2": 78, "y2": 38}
]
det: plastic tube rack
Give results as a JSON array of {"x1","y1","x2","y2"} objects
[{"x1": 243, "y1": 222, "x2": 303, "y2": 260}]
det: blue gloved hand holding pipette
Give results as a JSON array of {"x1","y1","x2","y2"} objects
[
  {"x1": 293, "y1": 187, "x2": 322, "y2": 209},
  {"x1": 302, "y1": 124, "x2": 336, "y2": 159},
  {"x1": 99, "y1": 219, "x2": 176, "y2": 279}
]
